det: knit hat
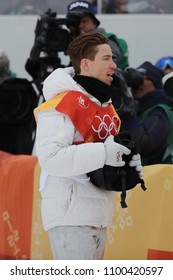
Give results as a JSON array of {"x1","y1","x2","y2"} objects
[
  {"x1": 136, "y1": 61, "x2": 163, "y2": 89},
  {"x1": 67, "y1": 1, "x2": 100, "y2": 27}
]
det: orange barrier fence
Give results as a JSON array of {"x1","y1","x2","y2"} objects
[{"x1": 0, "y1": 151, "x2": 173, "y2": 260}]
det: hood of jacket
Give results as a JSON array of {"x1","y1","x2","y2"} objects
[
  {"x1": 43, "y1": 67, "x2": 85, "y2": 101},
  {"x1": 42, "y1": 67, "x2": 112, "y2": 106}
]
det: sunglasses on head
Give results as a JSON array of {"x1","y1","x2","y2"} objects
[{"x1": 155, "y1": 57, "x2": 173, "y2": 70}]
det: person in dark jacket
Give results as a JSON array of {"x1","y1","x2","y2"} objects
[
  {"x1": 121, "y1": 61, "x2": 173, "y2": 165},
  {"x1": 66, "y1": 0, "x2": 137, "y2": 121},
  {"x1": 66, "y1": 0, "x2": 129, "y2": 70}
]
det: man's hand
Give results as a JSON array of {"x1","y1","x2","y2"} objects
[{"x1": 104, "y1": 135, "x2": 131, "y2": 167}]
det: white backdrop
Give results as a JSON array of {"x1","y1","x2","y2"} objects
[{"x1": 0, "y1": 14, "x2": 173, "y2": 80}]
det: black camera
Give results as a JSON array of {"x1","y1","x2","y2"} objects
[
  {"x1": 122, "y1": 68, "x2": 144, "y2": 89},
  {"x1": 162, "y1": 72, "x2": 173, "y2": 99},
  {"x1": 32, "y1": 9, "x2": 79, "y2": 56},
  {"x1": 25, "y1": 9, "x2": 80, "y2": 86}
]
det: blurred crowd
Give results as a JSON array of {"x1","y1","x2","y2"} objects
[
  {"x1": 102, "y1": 0, "x2": 173, "y2": 14},
  {"x1": 0, "y1": 0, "x2": 173, "y2": 15}
]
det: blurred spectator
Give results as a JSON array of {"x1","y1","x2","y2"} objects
[
  {"x1": 0, "y1": 50, "x2": 15, "y2": 83},
  {"x1": 126, "y1": 0, "x2": 173, "y2": 14},
  {"x1": 90, "y1": 0, "x2": 98, "y2": 13},
  {"x1": 66, "y1": 1, "x2": 135, "y2": 121},
  {"x1": 121, "y1": 61, "x2": 173, "y2": 165},
  {"x1": 155, "y1": 56, "x2": 173, "y2": 75},
  {"x1": 103, "y1": 0, "x2": 128, "y2": 14},
  {"x1": 2, "y1": 0, "x2": 49, "y2": 15},
  {"x1": 115, "y1": 0, "x2": 128, "y2": 13},
  {"x1": 67, "y1": 0, "x2": 129, "y2": 69},
  {"x1": 126, "y1": 0, "x2": 158, "y2": 14},
  {"x1": 156, "y1": 0, "x2": 173, "y2": 13},
  {"x1": 103, "y1": 0, "x2": 173, "y2": 14}
]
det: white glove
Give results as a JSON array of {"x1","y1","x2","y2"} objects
[
  {"x1": 129, "y1": 153, "x2": 143, "y2": 177},
  {"x1": 104, "y1": 135, "x2": 131, "y2": 167}
]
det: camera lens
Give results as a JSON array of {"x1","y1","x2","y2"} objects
[{"x1": 162, "y1": 72, "x2": 173, "y2": 99}]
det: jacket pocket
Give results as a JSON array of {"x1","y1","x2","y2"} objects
[{"x1": 41, "y1": 178, "x2": 76, "y2": 220}]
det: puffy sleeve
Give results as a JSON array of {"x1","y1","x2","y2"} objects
[{"x1": 35, "y1": 109, "x2": 106, "y2": 177}]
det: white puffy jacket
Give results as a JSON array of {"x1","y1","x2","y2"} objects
[{"x1": 35, "y1": 67, "x2": 115, "y2": 230}]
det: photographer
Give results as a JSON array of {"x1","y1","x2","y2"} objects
[
  {"x1": 66, "y1": 0, "x2": 129, "y2": 70},
  {"x1": 121, "y1": 61, "x2": 173, "y2": 165},
  {"x1": 25, "y1": 3, "x2": 137, "y2": 122},
  {"x1": 66, "y1": 1, "x2": 138, "y2": 120}
]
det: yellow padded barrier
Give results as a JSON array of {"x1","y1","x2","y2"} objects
[{"x1": 0, "y1": 151, "x2": 173, "y2": 259}]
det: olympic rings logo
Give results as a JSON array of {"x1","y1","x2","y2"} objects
[{"x1": 92, "y1": 114, "x2": 119, "y2": 140}]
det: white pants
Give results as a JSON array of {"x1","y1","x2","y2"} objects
[{"x1": 48, "y1": 226, "x2": 107, "y2": 260}]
